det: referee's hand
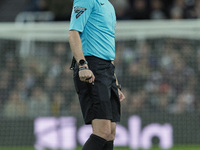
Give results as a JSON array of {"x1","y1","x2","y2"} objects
[
  {"x1": 118, "y1": 89, "x2": 125, "y2": 102},
  {"x1": 79, "y1": 68, "x2": 95, "y2": 84}
]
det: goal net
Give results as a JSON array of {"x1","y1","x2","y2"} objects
[{"x1": 0, "y1": 20, "x2": 200, "y2": 150}]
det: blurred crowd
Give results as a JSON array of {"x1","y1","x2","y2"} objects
[
  {"x1": 0, "y1": 42, "x2": 79, "y2": 118},
  {"x1": 115, "y1": 39, "x2": 200, "y2": 115},
  {"x1": 1, "y1": 0, "x2": 200, "y2": 22},
  {"x1": 16, "y1": 0, "x2": 200, "y2": 21},
  {"x1": 0, "y1": 38, "x2": 200, "y2": 119}
]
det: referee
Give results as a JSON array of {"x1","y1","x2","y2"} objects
[{"x1": 68, "y1": 0, "x2": 125, "y2": 150}]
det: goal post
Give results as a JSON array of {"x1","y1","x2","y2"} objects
[{"x1": 1, "y1": 19, "x2": 200, "y2": 41}]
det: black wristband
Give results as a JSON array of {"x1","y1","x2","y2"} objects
[
  {"x1": 79, "y1": 66, "x2": 89, "y2": 71},
  {"x1": 117, "y1": 84, "x2": 122, "y2": 91}
]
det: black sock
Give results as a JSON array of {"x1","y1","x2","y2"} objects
[
  {"x1": 103, "y1": 141, "x2": 114, "y2": 150},
  {"x1": 82, "y1": 134, "x2": 107, "y2": 150}
]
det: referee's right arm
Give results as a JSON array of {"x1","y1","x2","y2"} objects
[
  {"x1": 68, "y1": 30, "x2": 85, "y2": 62},
  {"x1": 68, "y1": 30, "x2": 95, "y2": 83}
]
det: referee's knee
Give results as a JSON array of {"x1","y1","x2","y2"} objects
[
  {"x1": 93, "y1": 128, "x2": 116, "y2": 141},
  {"x1": 107, "y1": 132, "x2": 115, "y2": 141},
  {"x1": 92, "y1": 119, "x2": 115, "y2": 140},
  {"x1": 94, "y1": 128, "x2": 111, "y2": 140}
]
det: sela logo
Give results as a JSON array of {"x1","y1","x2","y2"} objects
[
  {"x1": 74, "y1": 7, "x2": 87, "y2": 19},
  {"x1": 34, "y1": 116, "x2": 173, "y2": 150}
]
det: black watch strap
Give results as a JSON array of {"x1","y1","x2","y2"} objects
[{"x1": 79, "y1": 66, "x2": 89, "y2": 71}]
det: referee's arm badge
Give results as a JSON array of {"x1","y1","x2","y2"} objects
[{"x1": 74, "y1": 7, "x2": 87, "y2": 19}]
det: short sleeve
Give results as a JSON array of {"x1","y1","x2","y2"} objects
[{"x1": 69, "y1": 0, "x2": 95, "y2": 32}]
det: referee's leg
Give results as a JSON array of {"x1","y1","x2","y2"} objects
[
  {"x1": 103, "y1": 121, "x2": 116, "y2": 150},
  {"x1": 82, "y1": 119, "x2": 116, "y2": 150},
  {"x1": 92, "y1": 119, "x2": 115, "y2": 140},
  {"x1": 92, "y1": 119, "x2": 116, "y2": 150}
]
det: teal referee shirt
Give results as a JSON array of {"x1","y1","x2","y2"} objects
[{"x1": 69, "y1": 0, "x2": 116, "y2": 61}]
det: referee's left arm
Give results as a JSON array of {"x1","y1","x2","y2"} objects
[{"x1": 112, "y1": 61, "x2": 125, "y2": 102}]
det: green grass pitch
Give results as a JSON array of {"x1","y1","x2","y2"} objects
[{"x1": 1, "y1": 146, "x2": 200, "y2": 150}]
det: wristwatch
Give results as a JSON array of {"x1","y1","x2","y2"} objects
[{"x1": 78, "y1": 59, "x2": 88, "y2": 66}]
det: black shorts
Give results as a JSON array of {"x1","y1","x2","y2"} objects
[{"x1": 73, "y1": 56, "x2": 121, "y2": 124}]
